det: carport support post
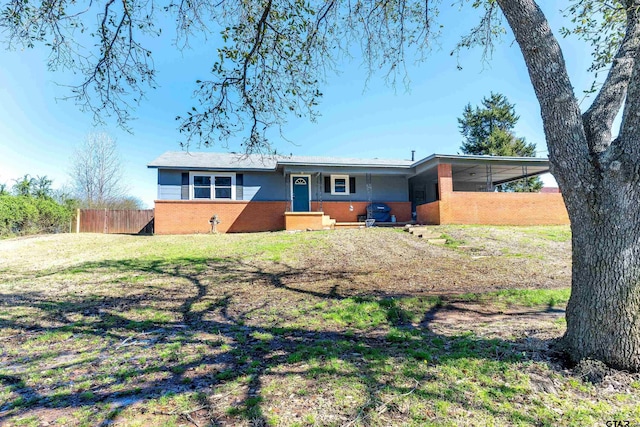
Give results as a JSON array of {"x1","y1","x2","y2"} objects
[
  {"x1": 436, "y1": 163, "x2": 454, "y2": 225},
  {"x1": 437, "y1": 163, "x2": 453, "y2": 200}
]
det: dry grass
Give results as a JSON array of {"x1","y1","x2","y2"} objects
[{"x1": 0, "y1": 226, "x2": 638, "y2": 426}]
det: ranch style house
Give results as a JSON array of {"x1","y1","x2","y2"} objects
[{"x1": 148, "y1": 151, "x2": 569, "y2": 234}]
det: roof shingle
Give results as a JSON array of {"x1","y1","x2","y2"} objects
[{"x1": 147, "y1": 151, "x2": 414, "y2": 170}]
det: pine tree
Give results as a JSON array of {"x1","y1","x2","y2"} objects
[{"x1": 458, "y1": 93, "x2": 543, "y2": 192}]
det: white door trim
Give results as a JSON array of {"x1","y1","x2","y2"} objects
[{"x1": 290, "y1": 174, "x2": 312, "y2": 211}]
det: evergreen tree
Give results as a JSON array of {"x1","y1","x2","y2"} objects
[{"x1": 458, "y1": 93, "x2": 543, "y2": 192}]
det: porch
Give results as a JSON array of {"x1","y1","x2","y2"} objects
[
  {"x1": 282, "y1": 168, "x2": 413, "y2": 231},
  {"x1": 283, "y1": 203, "x2": 413, "y2": 231}
]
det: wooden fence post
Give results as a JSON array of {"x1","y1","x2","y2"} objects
[{"x1": 76, "y1": 209, "x2": 81, "y2": 233}]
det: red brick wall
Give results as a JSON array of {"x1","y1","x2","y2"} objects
[
  {"x1": 155, "y1": 200, "x2": 413, "y2": 234},
  {"x1": 438, "y1": 192, "x2": 569, "y2": 225},
  {"x1": 154, "y1": 201, "x2": 288, "y2": 234},
  {"x1": 437, "y1": 163, "x2": 453, "y2": 199},
  {"x1": 311, "y1": 201, "x2": 412, "y2": 222},
  {"x1": 416, "y1": 201, "x2": 440, "y2": 225}
]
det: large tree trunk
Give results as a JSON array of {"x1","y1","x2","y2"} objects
[
  {"x1": 498, "y1": 0, "x2": 640, "y2": 371},
  {"x1": 564, "y1": 186, "x2": 640, "y2": 370}
]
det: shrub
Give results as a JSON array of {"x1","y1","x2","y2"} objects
[
  {"x1": 0, "y1": 195, "x2": 73, "y2": 236},
  {"x1": 33, "y1": 198, "x2": 73, "y2": 233}
]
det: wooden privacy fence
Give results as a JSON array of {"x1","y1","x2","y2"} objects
[{"x1": 76, "y1": 209, "x2": 154, "y2": 234}]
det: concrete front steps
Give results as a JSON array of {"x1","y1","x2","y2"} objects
[
  {"x1": 284, "y1": 211, "x2": 336, "y2": 231},
  {"x1": 322, "y1": 215, "x2": 336, "y2": 229},
  {"x1": 404, "y1": 225, "x2": 447, "y2": 244}
]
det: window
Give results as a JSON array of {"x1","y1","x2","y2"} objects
[
  {"x1": 193, "y1": 176, "x2": 211, "y2": 199},
  {"x1": 215, "y1": 176, "x2": 232, "y2": 199},
  {"x1": 330, "y1": 174, "x2": 350, "y2": 195},
  {"x1": 334, "y1": 177, "x2": 347, "y2": 193},
  {"x1": 190, "y1": 173, "x2": 236, "y2": 200},
  {"x1": 324, "y1": 176, "x2": 356, "y2": 194}
]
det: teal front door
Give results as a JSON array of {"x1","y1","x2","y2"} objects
[{"x1": 292, "y1": 175, "x2": 310, "y2": 212}]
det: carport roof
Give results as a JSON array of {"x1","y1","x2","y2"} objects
[
  {"x1": 413, "y1": 153, "x2": 550, "y2": 168},
  {"x1": 411, "y1": 154, "x2": 551, "y2": 186}
]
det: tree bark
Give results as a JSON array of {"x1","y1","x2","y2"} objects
[
  {"x1": 498, "y1": 0, "x2": 640, "y2": 371},
  {"x1": 566, "y1": 191, "x2": 640, "y2": 370}
]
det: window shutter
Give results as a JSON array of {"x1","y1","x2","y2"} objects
[
  {"x1": 350, "y1": 177, "x2": 356, "y2": 194},
  {"x1": 324, "y1": 176, "x2": 331, "y2": 193},
  {"x1": 236, "y1": 174, "x2": 243, "y2": 200},
  {"x1": 181, "y1": 173, "x2": 189, "y2": 200}
]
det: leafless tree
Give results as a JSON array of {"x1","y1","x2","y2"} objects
[{"x1": 70, "y1": 132, "x2": 125, "y2": 208}]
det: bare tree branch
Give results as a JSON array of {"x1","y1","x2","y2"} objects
[
  {"x1": 1, "y1": 0, "x2": 158, "y2": 129},
  {"x1": 451, "y1": 0, "x2": 505, "y2": 67}
]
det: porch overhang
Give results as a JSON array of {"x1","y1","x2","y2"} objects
[{"x1": 280, "y1": 165, "x2": 414, "y2": 176}]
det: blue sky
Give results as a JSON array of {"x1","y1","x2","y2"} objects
[{"x1": 0, "y1": 1, "x2": 596, "y2": 207}]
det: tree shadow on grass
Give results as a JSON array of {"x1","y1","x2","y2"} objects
[{"x1": 0, "y1": 256, "x2": 569, "y2": 426}]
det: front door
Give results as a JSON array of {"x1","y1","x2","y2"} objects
[{"x1": 292, "y1": 175, "x2": 310, "y2": 212}]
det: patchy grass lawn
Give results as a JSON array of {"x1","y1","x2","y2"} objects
[{"x1": 0, "y1": 226, "x2": 638, "y2": 426}]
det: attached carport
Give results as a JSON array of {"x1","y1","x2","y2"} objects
[{"x1": 407, "y1": 155, "x2": 568, "y2": 225}]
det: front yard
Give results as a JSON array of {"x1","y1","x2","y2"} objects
[{"x1": 0, "y1": 227, "x2": 638, "y2": 426}]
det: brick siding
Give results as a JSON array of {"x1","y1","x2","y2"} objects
[
  {"x1": 416, "y1": 201, "x2": 440, "y2": 225},
  {"x1": 417, "y1": 193, "x2": 569, "y2": 225},
  {"x1": 154, "y1": 200, "x2": 288, "y2": 234},
  {"x1": 155, "y1": 200, "x2": 414, "y2": 234},
  {"x1": 312, "y1": 201, "x2": 412, "y2": 222}
]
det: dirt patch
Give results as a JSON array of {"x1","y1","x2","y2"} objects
[{"x1": 422, "y1": 302, "x2": 563, "y2": 332}]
